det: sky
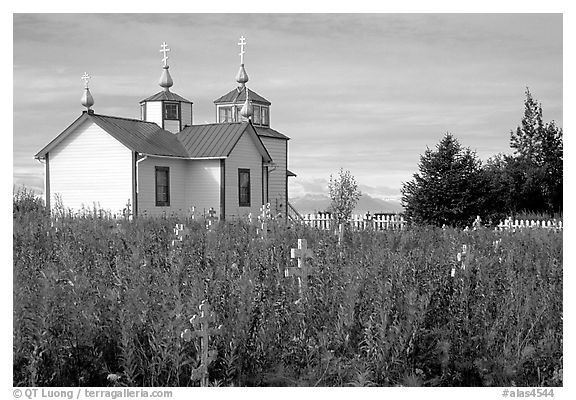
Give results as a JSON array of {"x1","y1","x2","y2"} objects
[{"x1": 12, "y1": 13, "x2": 563, "y2": 202}]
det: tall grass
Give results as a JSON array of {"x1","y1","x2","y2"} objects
[{"x1": 13, "y1": 192, "x2": 562, "y2": 387}]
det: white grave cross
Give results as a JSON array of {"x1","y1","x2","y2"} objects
[{"x1": 285, "y1": 239, "x2": 315, "y2": 295}]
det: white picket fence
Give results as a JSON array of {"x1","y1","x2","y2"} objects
[
  {"x1": 496, "y1": 217, "x2": 563, "y2": 231},
  {"x1": 300, "y1": 212, "x2": 406, "y2": 231}
]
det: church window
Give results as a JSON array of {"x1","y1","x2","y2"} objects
[
  {"x1": 164, "y1": 103, "x2": 179, "y2": 120},
  {"x1": 155, "y1": 167, "x2": 170, "y2": 206},
  {"x1": 238, "y1": 169, "x2": 251, "y2": 207},
  {"x1": 219, "y1": 106, "x2": 233, "y2": 123},
  {"x1": 253, "y1": 105, "x2": 261, "y2": 125},
  {"x1": 261, "y1": 107, "x2": 269, "y2": 126}
]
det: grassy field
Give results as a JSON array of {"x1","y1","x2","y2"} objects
[{"x1": 13, "y1": 192, "x2": 563, "y2": 387}]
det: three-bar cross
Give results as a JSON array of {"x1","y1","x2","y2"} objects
[
  {"x1": 81, "y1": 72, "x2": 91, "y2": 88},
  {"x1": 182, "y1": 300, "x2": 222, "y2": 386},
  {"x1": 160, "y1": 41, "x2": 170, "y2": 67},
  {"x1": 285, "y1": 239, "x2": 315, "y2": 295},
  {"x1": 238, "y1": 36, "x2": 246, "y2": 64}
]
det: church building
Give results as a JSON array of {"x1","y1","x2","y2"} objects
[{"x1": 34, "y1": 38, "x2": 296, "y2": 219}]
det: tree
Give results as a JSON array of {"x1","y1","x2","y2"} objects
[
  {"x1": 509, "y1": 88, "x2": 563, "y2": 214},
  {"x1": 401, "y1": 133, "x2": 488, "y2": 227},
  {"x1": 328, "y1": 168, "x2": 361, "y2": 225}
]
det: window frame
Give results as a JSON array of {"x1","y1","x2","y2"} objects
[
  {"x1": 163, "y1": 102, "x2": 180, "y2": 120},
  {"x1": 253, "y1": 105, "x2": 261, "y2": 125},
  {"x1": 238, "y1": 168, "x2": 251, "y2": 207},
  {"x1": 155, "y1": 166, "x2": 170, "y2": 207},
  {"x1": 261, "y1": 106, "x2": 269, "y2": 126},
  {"x1": 218, "y1": 106, "x2": 233, "y2": 123}
]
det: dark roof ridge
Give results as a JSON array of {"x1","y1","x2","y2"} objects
[
  {"x1": 178, "y1": 121, "x2": 247, "y2": 131},
  {"x1": 90, "y1": 112, "x2": 161, "y2": 126}
]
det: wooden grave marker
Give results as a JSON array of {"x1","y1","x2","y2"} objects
[
  {"x1": 181, "y1": 300, "x2": 222, "y2": 386},
  {"x1": 285, "y1": 239, "x2": 315, "y2": 297},
  {"x1": 172, "y1": 223, "x2": 190, "y2": 247},
  {"x1": 256, "y1": 203, "x2": 271, "y2": 241}
]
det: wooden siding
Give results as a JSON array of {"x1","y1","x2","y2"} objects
[
  {"x1": 185, "y1": 160, "x2": 221, "y2": 217},
  {"x1": 145, "y1": 101, "x2": 162, "y2": 126},
  {"x1": 225, "y1": 132, "x2": 263, "y2": 218},
  {"x1": 137, "y1": 156, "x2": 188, "y2": 216},
  {"x1": 137, "y1": 157, "x2": 221, "y2": 217},
  {"x1": 164, "y1": 119, "x2": 180, "y2": 134},
  {"x1": 261, "y1": 137, "x2": 287, "y2": 216},
  {"x1": 49, "y1": 121, "x2": 132, "y2": 213},
  {"x1": 181, "y1": 102, "x2": 192, "y2": 127}
]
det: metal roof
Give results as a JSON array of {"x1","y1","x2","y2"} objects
[
  {"x1": 255, "y1": 126, "x2": 290, "y2": 140},
  {"x1": 214, "y1": 86, "x2": 271, "y2": 106},
  {"x1": 90, "y1": 114, "x2": 189, "y2": 157},
  {"x1": 35, "y1": 114, "x2": 274, "y2": 163},
  {"x1": 177, "y1": 122, "x2": 271, "y2": 162},
  {"x1": 35, "y1": 112, "x2": 189, "y2": 159},
  {"x1": 140, "y1": 90, "x2": 192, "y2": 104}
]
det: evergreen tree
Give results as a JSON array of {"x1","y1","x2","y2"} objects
[
  {"x1": 509, "y1": 88, "x2": 563, "y2": 214},
  {"x1": 401, "y1": 133, "x2": 487, "y2": 227}
]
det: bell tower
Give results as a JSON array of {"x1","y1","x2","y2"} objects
[
  {"x1": 213, "y1": 36, "x2": 271, "y2": 127},
  {"x1": 140, "y1": 42, "x2": 193, "y2": 133}
]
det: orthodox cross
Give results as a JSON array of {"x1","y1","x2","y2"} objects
[
  {"x1": 181, "y1": 300, "x2": 222, "y2": 386},
  {"x1": 257, "y1": 204, "x2": 270, "y2": 240},
  {"x1": 285, "y1": 239, "x2": 315, "y2": 296},
  {"x1": 160, "y1": 41, "x2": 170, "y2": 67},
  {"x1": 81, "y1": 72, "x2": 91, "y2": 88},
  {"x1": 238, "y1": 36, "x2": 246, "y2": 64},
  {"x1": 172, "y1": 223, "x2": 189, "y2": 247}
]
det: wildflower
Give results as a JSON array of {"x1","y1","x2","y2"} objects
[
  {"x1": 181, "y1": 328, "x2": 192, "y2": 342},
  {"x1": 451, "y1": 266, "x2": 456, "y2": 277},
  {"x1": 107, "y1": 373, "x2": 120, "y2": 383}
]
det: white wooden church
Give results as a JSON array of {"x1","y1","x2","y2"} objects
[{"x1": 35, "y1": 38, "x2": 296, "y2": 219}]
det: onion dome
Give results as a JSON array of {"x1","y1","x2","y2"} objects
[
  {"x1": 240, "y1": 88, "x2": 253, "y2": 119},
  {"x1": 81, "y1": 87, "x2": 94, "y2": 109},
  {"x1": 80, "y1": 72, "x2": 94, "y2": 110},
  {"x1": 236, "y1": 64, "x2": 249, "y2": 87},
  {"x1": 159, "y1": 66, "x2": 174, "y2": 91}
]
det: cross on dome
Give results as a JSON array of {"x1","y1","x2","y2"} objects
[
  {"x1": 160, "y1": 42, "x2": 170, "y2": 67},
  {"x1": 238, "y1": 36, "x2": 246, "y2": 65},
  {"x1": 80, "y1": 72, "x2": 94, "y2": 110},
  {"x1": 235, "y1": 36, "x2": 249, "y2": 86},
  {"x1": 81, "y1": 72, "x2": 91, "y2": 88}
]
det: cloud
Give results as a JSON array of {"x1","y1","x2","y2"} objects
[{"x1": 13, "y1": 14, "x2": 562, "y2": 197}]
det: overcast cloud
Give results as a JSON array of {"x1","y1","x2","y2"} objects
[{"x1": 13, "y1": 14, "x2": 562, "y2": 200}]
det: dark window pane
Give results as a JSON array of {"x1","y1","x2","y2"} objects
[
  {"x1": 155, "y1": 167, "x2": 170, "y2": 206},
  {"x1": 164, "y1": 103, "x2": 179, "y2": 120},
  {"x1": 253, "y1": 106, "x2": 261, "y2": 124},
  {"x1": 238, "y1": 169, "x2": 250, "y2": 207}
]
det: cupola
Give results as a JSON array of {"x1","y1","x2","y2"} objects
[
  {"x1": 213, "y1": 36, "x2": 271, "y2": 127},
  {"x1": 139, "y1": 42, "x2": 193, "y2": 133}
]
